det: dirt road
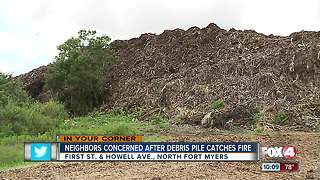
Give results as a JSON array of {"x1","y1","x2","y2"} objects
[{"x1": 1, "y1": 128, "x2": 319, "y2": 180}]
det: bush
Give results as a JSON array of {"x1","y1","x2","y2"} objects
[
  {"x1": 274, "y1": 110, "x2": 288, "y2": 125},
  {"x1": 34, "y1": 100, "x2": 69, "y2": 120},
  {"x1": 209, "y1": 100, "x2": 225, "y2": 111},
  {"x1": 0, "y1": 102, "x2": 67, "y2": 136},
  {"x1": 0, "y1": 74, "x2": 68, "y2": 136},
  {"x1": 0, "y1": 73, "x2": 30, "y2": 107},
  {"x1": 45, "y1": 30, "x2": 117, "y2": 115}
]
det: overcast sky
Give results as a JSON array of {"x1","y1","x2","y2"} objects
[{"x1": 0, "y1": 0, "x2": 320, "y2": 75}]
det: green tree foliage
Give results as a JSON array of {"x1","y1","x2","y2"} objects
[
  {"x1": 45, "y1": 30, "x2": 117, "y2": 115},
  {"x1": 0, "y1": 73, "x2": 29, "y2": 106},
  {"x1": 0, "y1": 73, "x2": 68, "y2": 136}
]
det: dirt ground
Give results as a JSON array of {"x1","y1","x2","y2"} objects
[{"x1": 1, "y1": 126, "x2": 319, "y2": 180}]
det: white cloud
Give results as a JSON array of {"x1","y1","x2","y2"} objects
[
  {"x1": 0, "y1": 0, "x2": 319, "y2": 75},
  {"x1": 241, "y1": 0, "x2": 320, "y2": 35}
]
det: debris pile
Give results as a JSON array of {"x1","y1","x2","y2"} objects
[
  {"x1": 109, "y1": 23, "x2": 320, "y2": 131},
  {"x1": 18, "y1": 23, "x2": 320, "y2": 131},
  {"x1": 16, "y1": 66, "x2": 48, "y2": 99}
]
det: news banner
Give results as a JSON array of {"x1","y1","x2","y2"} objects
[{"x1": 24, "y1": 135, "x2": 299, "y2": 172}]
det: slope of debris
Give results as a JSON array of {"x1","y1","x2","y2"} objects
[
  {"x1": 17, "y1": 23, "x2": 320, "y2": 131},
  {"x1": 15, "y1": 66, "x2": 48, "y2": 99},
  {"x1": 109, "y1": 23, "x2": 320, "y2": 131}
]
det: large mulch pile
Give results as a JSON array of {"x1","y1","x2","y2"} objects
[{"x1": 17, "y1": 23, "x2": 320, "y2": 131}]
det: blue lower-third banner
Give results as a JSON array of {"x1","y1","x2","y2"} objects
[
  {"x1": 58, "y1": 142, "x2": 260, "y2": 161},
  {"x1": 24, "y1": 142, "x2": 259, "y2": 161}
]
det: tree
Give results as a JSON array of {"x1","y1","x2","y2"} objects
[
  {"x1": 45, "y1": 30, "x2": 117, "y2": 115},
  {"x1": 0, "y1": 73, "x2": 30, "y2": 107},
  {"x1": 0, "y1": 73, "x2": 68, "y2": 136}
]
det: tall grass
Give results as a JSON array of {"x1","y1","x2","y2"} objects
[
  {"x1": 0, "y1": 134, "x2": 55, "y2": 170},
  {"x1": 0, "y1": 111, "x2": 171, "y2": 169}
]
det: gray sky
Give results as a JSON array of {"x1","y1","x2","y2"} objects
[{"x1": 0, "y1": 0, "x2": 320, "y2": 75}]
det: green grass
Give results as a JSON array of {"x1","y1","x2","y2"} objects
[
  {"x1": 0, "y1": 143, "x2": 24, "y2": 170},
  {"x1": 143, "y1": 135, "x2": 170, "y2": 142},
  {"x1": 0, "y1": 134, "x2": 54, "y2": 171},
  {"x1": 56, "y1": 113, "x2": 170, "y2": 135},
  {"x1": 0, "y1": 112, "x2": 170, "y2": 170}
]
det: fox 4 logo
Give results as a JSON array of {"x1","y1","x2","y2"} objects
[{"x1": 261, "y1": 146, "x2": 296, "y2": 159}]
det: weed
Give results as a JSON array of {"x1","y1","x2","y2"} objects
[
  {"x1": 254, "y1": 127, "x2": 263, "y2": 134},
  {"x1": 149, "y1": 115, "x2": 170, "y2": 129},
  {"x1": 274, "y1": 110, "x2": 288, "y2": 125},
  {"x1": 252, "y1": 111, "x2": 264, "y2": 123},
  {"x1": 209, "y1": 100, "x2": 225, "y2": 111}
]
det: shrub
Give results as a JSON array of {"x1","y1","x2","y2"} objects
[
  {"x1": 34, "y1": 100, "x2": 69, "y2": 120},
  {"x1": 0, "y1": 74, "x2": 68, "y2": 136},
  {"x1": 0, "y1": 102, "x2": 67, "y2": 136},
  {"x1": 0, "y1": 74, "x2": 69, "y2": 136},
  {"x1": 274, "y1": 110, "x2": 288, "y2": 125},
  {"x1": 209, "y1": 99, "x2": 225, "y2": 111},
  {"x1": 45, "y1": 30, "x2": 117, "y2": 115},
  {"x1": 0, "y1": 73, "x2": 30, "y2": 107}
]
